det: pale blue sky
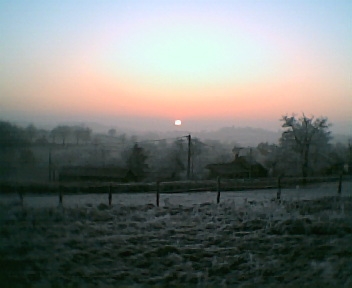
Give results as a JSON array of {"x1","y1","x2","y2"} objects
[{"x1": 0, "y1": 0, "x2": 351, "y2": 133}]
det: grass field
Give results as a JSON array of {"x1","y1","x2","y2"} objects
[{"x1": 0, "y1": 184, "x2": 351, "y2": 287}]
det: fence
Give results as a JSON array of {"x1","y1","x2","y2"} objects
[{"x1": 1, "y1": 175, "x2": 348, "y2": 208}]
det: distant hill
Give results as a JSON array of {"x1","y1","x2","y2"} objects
[
  {"x1": 143, "y1": 126, "x2": 281, "y2": 147},
  {"x1": 141, "y1": 126, "x2": 350, "y2": 147},
  {"x1": 1, "y1": 114, "x2": 350, "y2": 147},
  {"x1": 331, "y1": 133, "x2": 351, "y2": 145},
  {"x1": 193, "y1": 126, "x2": 281, "y2": 146}
]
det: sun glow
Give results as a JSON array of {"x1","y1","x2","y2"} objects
[{"x1": 174, "y1": 120, "x2": 182, "y2": 126}]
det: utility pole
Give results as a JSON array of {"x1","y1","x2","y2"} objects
[
  {"x1": 249, "y1": 147, "x2": 252, "y2": 180},
  {"x1": 49, "y1": 149, "x2": 52, "y2": 182},
  {"x1": 349, "y1": 139, "x2": 352, "y2": 175},
  {"x1": 187, "y1": 134, "x2": 191, "y2": 180}
]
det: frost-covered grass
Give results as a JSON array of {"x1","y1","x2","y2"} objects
[{"x1": 0, "y1": 195, "x2": 351, "y2": 287}]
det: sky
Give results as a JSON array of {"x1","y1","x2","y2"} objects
[{"x1": 0, "y1": 0, "x2": 351, "y2": 133}]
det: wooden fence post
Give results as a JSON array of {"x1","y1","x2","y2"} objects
[
  {"x1": 337, "y1": 174, "x2": 342, "y2": 195},
  {"x1": 277, "y1": 176, "x2": 282, "y2": 200},
  {"x1": 18, "y1": 189, "x2": 23, "y2": 208},
  {"x1": 217, "y1": 177, "x2": 221, "y2": 204},
  {"x1": 156, "y1": 182, "x2": 160, "y2": 207},
  {"x1": 59, "y1": 186, "x2": 63, "y2": 205},
  {"x1": 108, "y1": 185, "x2": 112, "y2": 206}
]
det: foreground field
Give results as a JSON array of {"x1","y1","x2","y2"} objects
[{"x1": 0, "y1": 195, "x2": 351, "y2": 287}]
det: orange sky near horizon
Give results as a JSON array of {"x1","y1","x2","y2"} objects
[
  {"x1": 3, "y1": 59, "x2": 347, "y2": 121},
  {"x1": 0, "y1": 1, "x2": 351, "y2": 133}
]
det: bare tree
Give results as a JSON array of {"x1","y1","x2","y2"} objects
[
  {"x1": 280, "y1": 113, "x2": 331, "y2": 181},
  {"x1": 108, "y1": 128, "x2": 116, "y2": 137},
  {"x1": 73, "y1": 126, "x2": 91, "y2": 145},
  {"x1": 125, "y1": 143, "x2": 148, "y2": 181},
  {"x1": 257, "y1": 142, "x2": 280, "y2": 176},
  {"x1": 25, "y1": 124, "x2": 37, "y2": 143},
  {"x1": 51, "y1": 126, "x2": 72, "y2": 146}
]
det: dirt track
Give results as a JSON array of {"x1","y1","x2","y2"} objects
[{"x1": 0, "y1": 194, "x2": 351, "y2": 287}]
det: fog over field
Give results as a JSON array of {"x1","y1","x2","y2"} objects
[
  {"x1": 1, "y1": 110, "x2": 351, "y2": 141},
  {"x1": 1, "y1": 0, "x2": 351, "y2": 285}
]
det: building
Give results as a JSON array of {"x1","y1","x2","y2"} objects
[{"x1": 206, "y1": 156, "x2": 267, "y2": 179}]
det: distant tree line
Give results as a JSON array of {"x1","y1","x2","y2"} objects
[
  {"x1": 0, "y1": 113, "x2": 350, "y2": 182},
  {"x1": 50, "y1": 125, "x2": 92, "y2": 145}
]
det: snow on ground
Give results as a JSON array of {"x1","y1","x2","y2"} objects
[
  {"x1": 0, "y1": 182, "x2": 351, "y2": 287},
  {"x1": 1, "y1": 181, "x2": 350, "y2": 209}
]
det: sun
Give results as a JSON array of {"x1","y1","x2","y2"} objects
[{"x1": 174, "y1": 120, "x2": 182, "y2": 126}]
